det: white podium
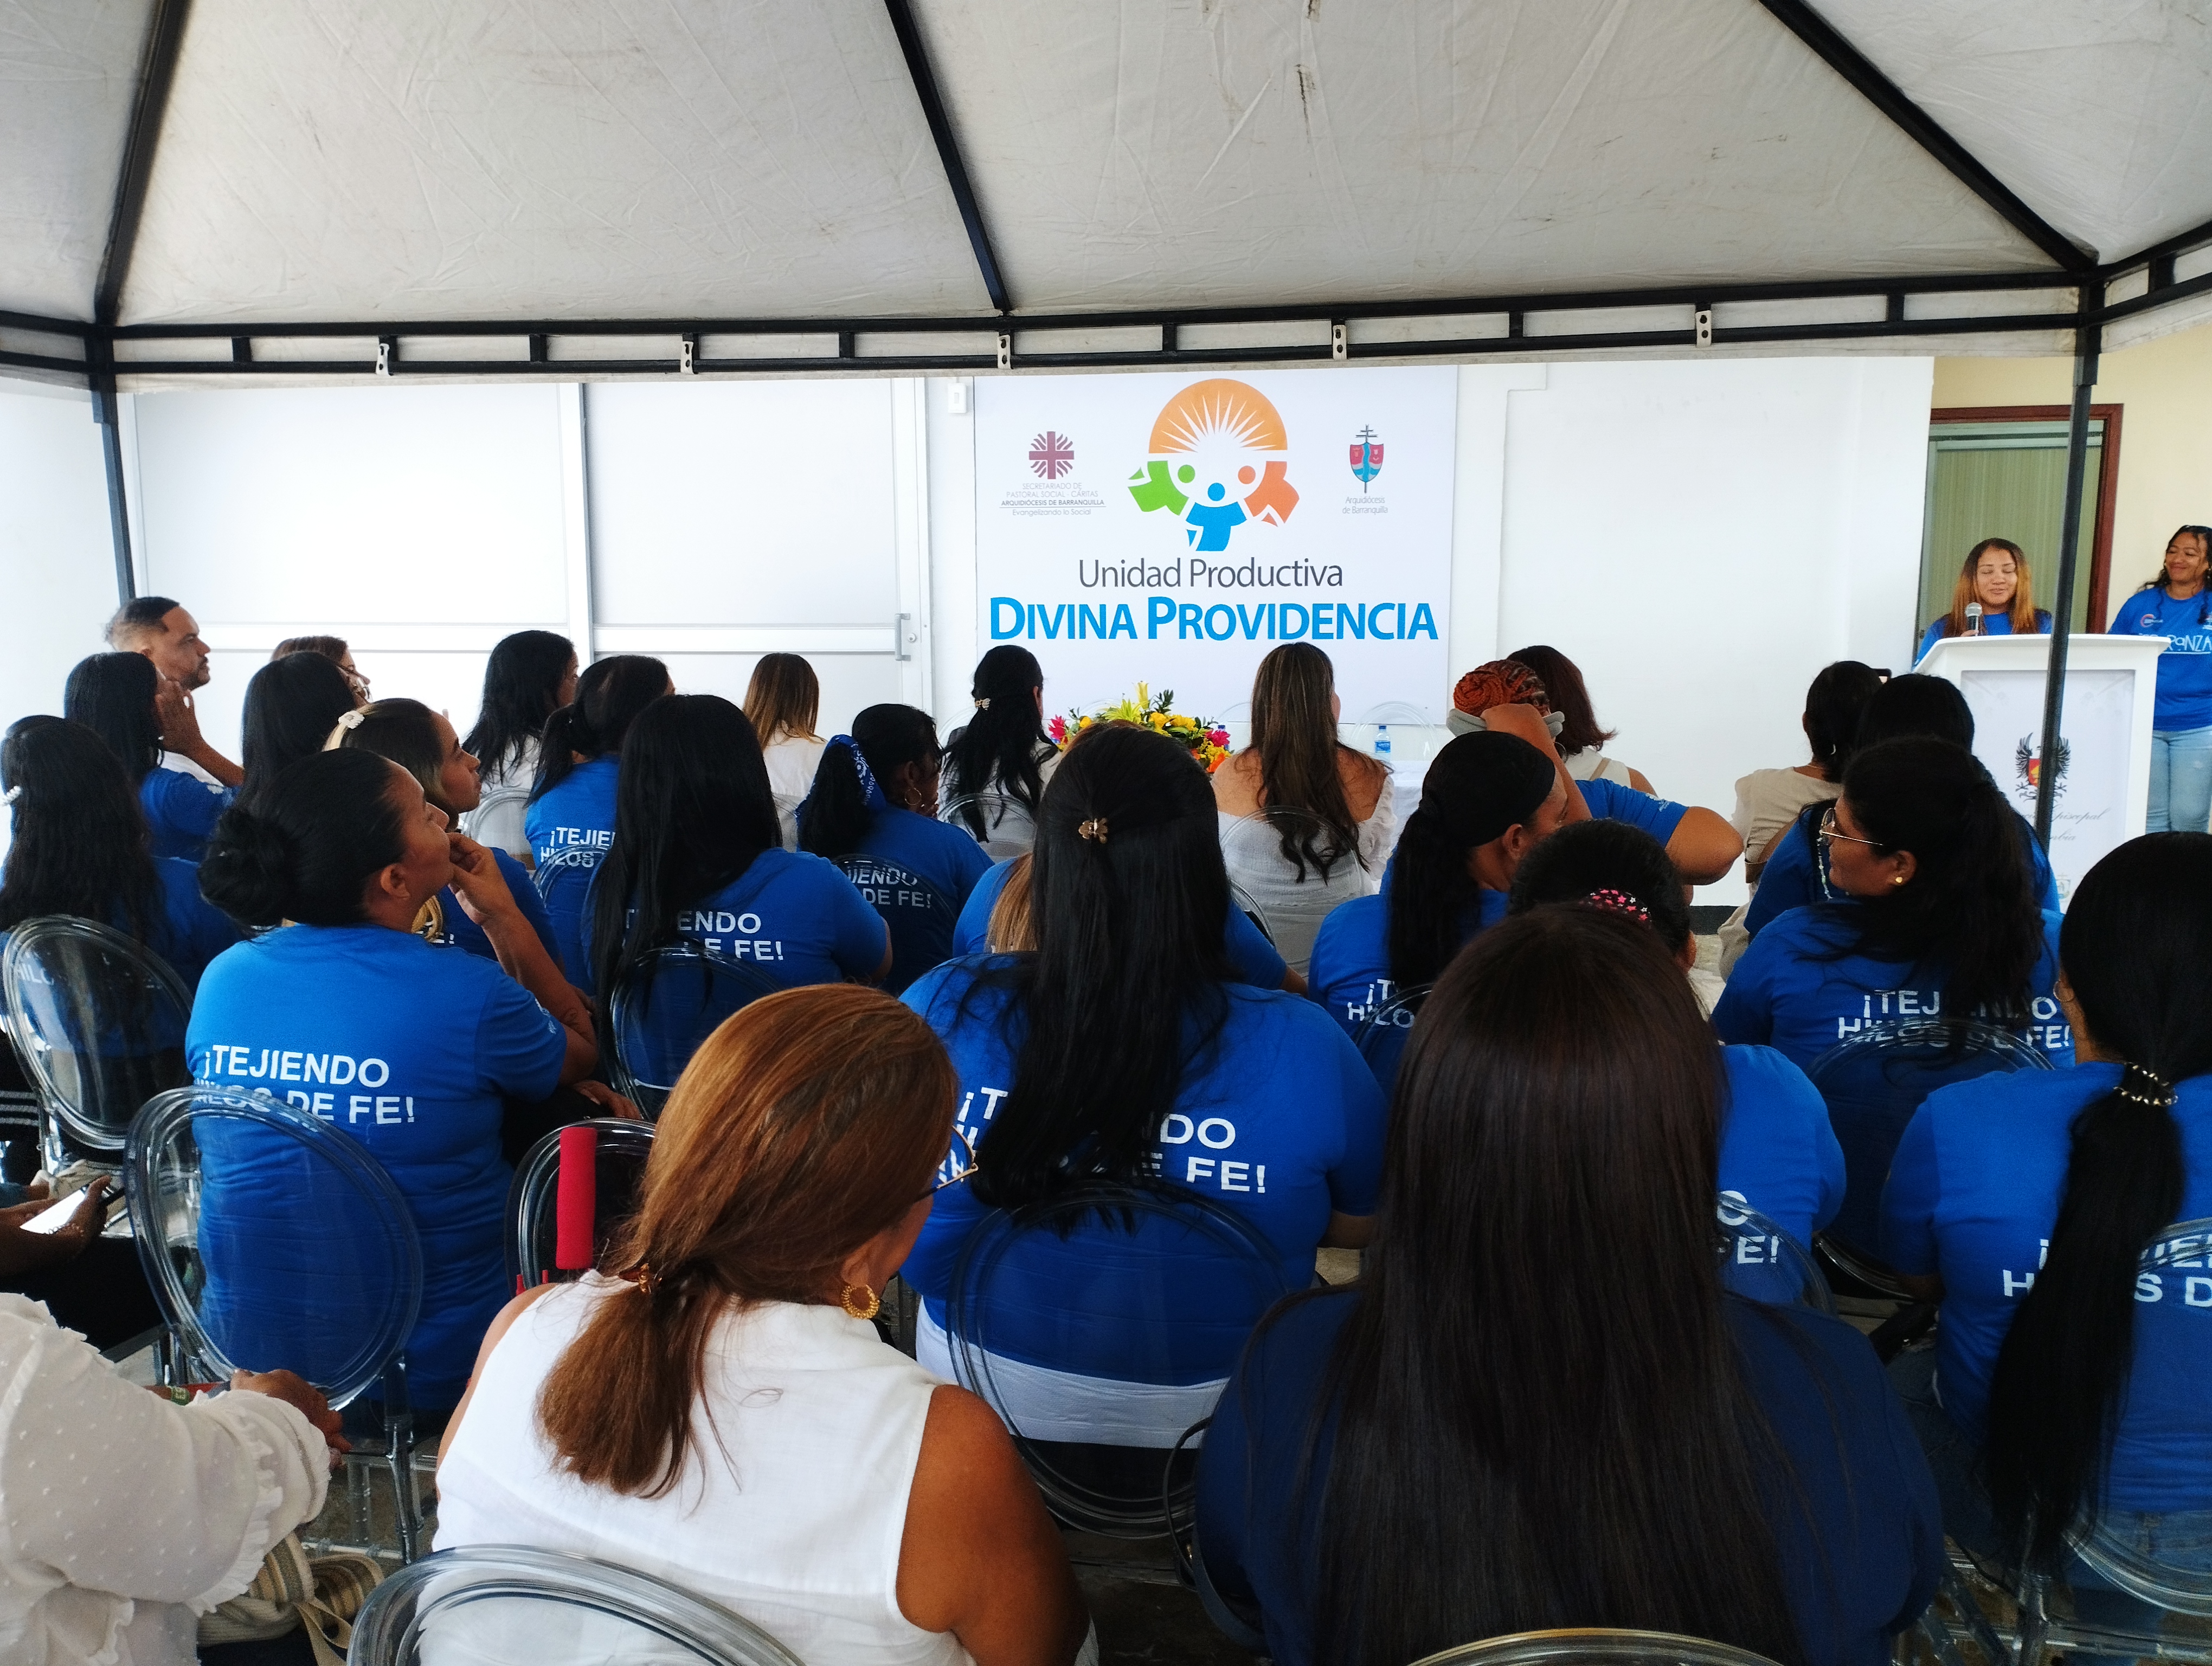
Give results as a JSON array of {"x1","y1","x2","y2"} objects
[{"x1": 1914, "y1": 633, "x2": 2165, "y2": 903}]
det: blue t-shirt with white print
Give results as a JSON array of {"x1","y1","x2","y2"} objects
[
  {"x1": 432, "y1": 849, "x2": 560, "y2": 968},
  {"x1": 1306, "y1": 887, "x2": 1509, "y2": 1037},
  {"x1": 1712, "y1": 903, "x2": 2070, "y2": 1071},
  {"x1": 2111, "y1": 584, "x2": 2212, "y2": 731},
  {"x1": 581, "y1": 847, "x2": 886, "y2": 990},
  {"x1": 951, "y1": 857, "x2": 1288, "y2": 989},
  {"x1": 855, "y1": 807, "x2": 994, "y2": 912},
  {"x1": 1579, "y1": 776, "x2": 1689, "y2": 845},
  {"x1": 524, "y1": 757, "x2": 620, "y2": 986},
  {"x1": 141, "y1": 766, "x2": 234, "y2": 863},
  {"x1": 1744, "y1": 809, "x2": 2059, "y2": 941},
  {"x1": 1719, "y1": 1043, "x2": 1846, "y2": 1250}
]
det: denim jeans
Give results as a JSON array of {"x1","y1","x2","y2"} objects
[
  {"x1": 1889, "y1": 1347, "x2": 2212, "y2": 1661},
  {"x1": 2147, "y1": 726, "x2": 2212, "y2": 833}
]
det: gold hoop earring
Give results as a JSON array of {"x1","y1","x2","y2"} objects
[{"x1": 840, "y1": 1283, "x2": 882, "y2": 1321}]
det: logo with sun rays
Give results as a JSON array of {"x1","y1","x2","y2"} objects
[{"x1": 1126, "y1": 379, "x2": 1300, "y2": 552}]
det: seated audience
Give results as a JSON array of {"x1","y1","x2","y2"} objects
[
  {"x1": 1917, "y1": 538, "x2": 2050, "y2": 661},
  {"x1": 239, "y1": 649, "x2": 361, "y2": 797},
  {"x1": 271, "y1": 633, "x2": 371, "y2": 702},
  {"x1": 460, "y1": 630, "x2": 576, "y2": 861},
  {"x1": 1882, "y1": 832, "x2": 2212, "y2": 1626},
  {"x1": 105, "y1": 594, "x2": 242, "y2": 789},
  {"x1": 899, "y1": 727, "x2": 1384, "y2": 1436},
  {"x1": 1308, "y1": 723, "x2": 1571, "y2": 1038},
  {"x1": 1507, "y1": 643, "x2": 1653, "y2": 790},
  {"x1": 64, "y1": 651, "x2": 232, "y2": 861},
  {"x1": 434, "y1": 984, "x2": 1089, "y2": 1666},
  {"x1": 0, "y1": 1175, "x2": 159, "y2": 1354},
  {"x1": 1509, "y1": 820, "x2": 1845, "y2": 1248},
  {"x1": 332, "y1": 697, "x2": 561, "y2": 969},
  {"x1": 799, "y1": 706, "x2": 991, "y2": 992},
  {"x1": 0, "y1": 715, "x2": 240, "y2": 989},
  {"x1": 1196, "y1": 907, "x2": 1942, "y2": 1666},
  {"x1": 1213, "y1": 642, "x2": 1392, "y2": 877},
  {"x1": 585, "y1": 695, "x2": 887, "y2": 999},
  {"x1": 0, "y1": 1297, "x2": 343, "y2": 1666},
  {"x1": 744, "y1": 650, "x2": 829, "y2": 808},
  {"x1": 192, "y1": 748, "x2": 596, "y2": 1414},
  {"x1": 943, "y1": 644, "x2": 1060, "y2": 817},
  {"x1": 1743, "y1": 674, "x2": 2059, "y2": 943},
  {"x1": 1714, "y1": 738, "x2": 2069, "y2": 1069}
]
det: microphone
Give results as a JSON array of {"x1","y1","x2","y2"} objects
[{"x1": 1965, "y1": 602, "x2": 1983, "y2": 637}]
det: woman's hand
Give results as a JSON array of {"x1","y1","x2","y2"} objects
[
  {"x1": 232, "y1": 1368, "x2": 351, "y2": 1466},
  {"x1": 571, "y1": 1081, "x2": 644, "y2": 1121},
  {"x1": 0, "y1": 1177, "x2": 109, "y2": 1278},
  {"x1": 445, "y1": 831, "x2": 522, "y2": 924}
]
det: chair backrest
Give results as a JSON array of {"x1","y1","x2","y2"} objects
[
  {"x1": 350, "y1": 1544, "x2": 806, "y2": 1666},
  {"x1": 1716, "y1": 1196, "x2": 1836, "y2": 1315},
  {"x1": 505, "y1": 1118, "x2": 657, "y2": 1286},
  {"x1": 2, "y1": 915, "x2": 195, "y2": 1159},
  {"x1": 1353, "y1": 982, "x2": 1432, "y2": 1091},
  {"x1": 125, "y1": 1085, "x2": 421, "y2": 1408},
  {"x1": 1406, "y1": 1629, "x2": 1785, "y2": 1666},
  {"x1": 532, "y1": 847, "x2": 603, "y2": 988},
  {"x1": 832, "y1": 854, "x2": 956, "y2": 995},
  {"x1": 608, "y1": 944, "x2": 787, "y2": 1117},
  {"x1": 772, "y1": 792, "x2": 802, "y2": 852},
  {"x1": 1803, "y1": 1020, "x2": 2053, "y2": 1259},
  {"x1": 941, "y1": 792, "x2": 1038, "y2": 863},
  {"x1": 944, "y1": 1180, "x2": 1296, "y2": 1535},
  {"x1": 1219, "y1": 808, "x2": 1373, "y2": 973}
]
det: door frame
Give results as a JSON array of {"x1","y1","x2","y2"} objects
[{"x1": 1929, "y1": 404, "x2": 2125, "y2": 632}]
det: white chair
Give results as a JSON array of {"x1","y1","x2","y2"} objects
[
  {"x1": 1407, "y1": 1631, "x2": 1784, "y2": 1666},
  {"x1": 1219, "y1": 808, "x2": 1373, "y2": 975},
  {"x1": 941, "y1": 792, "x2": 1037, "y2": 862}
]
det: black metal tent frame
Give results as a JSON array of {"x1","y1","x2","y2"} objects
[{"x1": 14, "y1": 0, "x2": 2209, "y2": 840}]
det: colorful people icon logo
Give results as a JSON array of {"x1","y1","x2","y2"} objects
[{"x1": 1127, "y1": 379, "x2": 1300, "y2": 552}]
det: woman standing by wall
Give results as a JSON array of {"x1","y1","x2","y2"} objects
[{"x1": 2110, "y1": 526, "x2": 2212, "y2": 832}]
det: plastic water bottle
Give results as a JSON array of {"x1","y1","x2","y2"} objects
[{"x1": 1375, "y1": 724, "x2": 1391, "y2": 758}]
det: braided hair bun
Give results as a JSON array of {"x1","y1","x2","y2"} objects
[{"x1": 1452, "y1": 659, "x2": 1551, "y2": 717}]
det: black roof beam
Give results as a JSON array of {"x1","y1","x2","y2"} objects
[
  {"x1": 882, "y1": 0, "x2": 1010, "y2": 313},
  {"x1": 94, "y1": 0, "x2": 193, "y2": 329}
]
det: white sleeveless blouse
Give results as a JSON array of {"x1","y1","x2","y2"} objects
[{"x1": 434, "y1": 1278, "x2": 971, "y2": 1666}]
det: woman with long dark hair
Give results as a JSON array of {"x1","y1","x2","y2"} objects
[
  {"x1": 1715, "y1": 736, "x2": 2067, "y2": 1069},
  {"x1": 899, "y1": 727, "x2": 1384, "y2": 1437},
  {"x1": 1198, "y1": 907, "x2": 1943, "y2": 1666},
  {"x1": 1732, "y1": 660, "x2": 1886, "y2": 885},
  {"x1": 1882, "y1": 833, "x2": 2212, "y2": 1625},
  {"x1": 461, "y1": 630, "x2": 576, "y2": 861},
  {"x1": 2111, "y1": 525, "x2": 2212, "y2": 832},
  {"x1": 523, "y1": 653, "x2": 671, "y2": 863},
  {"x1": 1506, "y1": 643, "x2": 1652, "y2": 791},
  {"x1": 942, "y1": 645, "x2": 1058, "y2": 816},
  {"x1": 586, "y1": 696, "x2": 886, "y2": 1001},
  {"x1": 239, "y1": 649, "x2": 360, "y2": 797},
  {"x1": 744, "y1": 651, "x2": 828, "y2": 807},
  {"x1": 190, "y1": 748, "x2": 595, "y2": 1414},
  {"x1": 1307, "y1": 722, "x2": 1578, "y2": 1036},
  {"x1": 1917, "y1": 537, "x2": 2051, "y2": 660},
  {"x1": 1213, "y1": 644, "x2": 1391, "y2": 880},
  {"x1": 64, "y1": 651, "x2": 234, "y2": 862}
]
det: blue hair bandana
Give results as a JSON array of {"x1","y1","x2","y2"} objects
[{"x1": 825, "y1": 734, "x2": 888, "y2": 812}]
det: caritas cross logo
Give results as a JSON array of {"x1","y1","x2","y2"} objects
[{"x1": 1028, "y1": 431, "x2": 1075, "y2": 479}]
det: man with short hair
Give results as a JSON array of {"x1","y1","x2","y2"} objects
[{"x1": 106, "y1": 596, "x2": 242, "y2": 787}]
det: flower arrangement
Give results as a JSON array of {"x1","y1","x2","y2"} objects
[{"x1": 1049, "y1": 682, "x2": 1233, "y2": 773}]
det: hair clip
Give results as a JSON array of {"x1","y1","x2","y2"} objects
[
  {"x1": 622, "y1": 1261, "x2": 663, "y2": 1296},
  {"x1": 2119, "y1": 1063, "x2": 2177, "y2": 1108},
  {"x1": 973, "y1": 697, "x2": 991, "y2": 710},
  {"x1": 1, "y1": 785, "x2": 18, "y2": 804},
  {"x1": 1077, "y1": 817, "x2": 1109, "y2": 844},
  {"x1": 1583, "y1": 888, "x2": 1650, "y2": 923},
  {"x1": 336, "y1": 709, "x2": 365, "y2": 731}
]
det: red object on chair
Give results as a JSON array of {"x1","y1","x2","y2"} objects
[{"x1": 554, "y1": 1125, "x2": 599, "y2": 1271}]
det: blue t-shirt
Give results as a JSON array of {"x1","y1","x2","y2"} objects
[
  {"x1": 898, "y1": 960, "x2": 1386, "y2": 1382},
  {"x1": 141, "y1": 766, "x2": 234, "y2": 863},
  {"x1": 433, "y1": 849, "x2": 560, "y2": 968},
  {"x1": 1881, "y1": 1066, "x2": 2212, "y2": 1511},
  {"x1": 1306, "y1": 888, "x2": 1509, "y2": 1036},
  {"x1": 951, "y1": 857, "x2": 1288, "y2": 990},
  {"x1": 2111, "y1": 585, "x2": 2212, "y2": 731},
  {"x1": 1744, "y1": 811, "x2": 2059, "y2": 941},
  {"x1": 856, "y1": 807, "x2": 994, "y2": 912},
  {"x1": 1719, "y1": 1043, "x2": 1846, "y2": 1250},
  {"x1": 1197, "y1": 1290, "x2": 1943, "y2": 1666},
  {"x1": 186, "y1": 924, "x2": 569, "y2": 1407},
  {"x1": 149, "y1": 858, "x2": 242, "y2": 989},
  {"x1": 1916, "y1": 609, "x2": 2051, "y2": 662},
  {"x1": 1579, "y1": 776, "x2": 1689, "y2": 845},
  {"x1": 581, "y1": 847, "x2": 886, "y2": 992},
  {"x1": 1713, "y1": 904, "x2": 2071, "y2": 1071},
  {"x1": 523, "y1": 757, "x2": 619, "y2": 867}
]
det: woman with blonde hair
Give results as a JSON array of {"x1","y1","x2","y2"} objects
[
  {"x1": 744, "y1": 651, "x2": 828, "y2": 803},
  {"x1": 435, "y1": 984, "x2": 1089, "y2": 1666},
  {"x1": 1917, "y1": 539, "x2": 2050, "y2": 659}
]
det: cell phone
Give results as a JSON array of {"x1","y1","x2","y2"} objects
[{"x1": 22, "y1": 1188, "x2": 125, "y2": 1236}]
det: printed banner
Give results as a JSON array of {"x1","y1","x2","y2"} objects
[
  {"x1": 1960, "y1": 666, "x2": 2133, "y2": 901},
  {"x1": 974, "y1": 367, "x2": 1458, "y2": 721}
]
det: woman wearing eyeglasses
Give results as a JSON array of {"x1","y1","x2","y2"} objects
[{"x1": 1713, "y1": 737, "x2": 2068, "y2": 1071}]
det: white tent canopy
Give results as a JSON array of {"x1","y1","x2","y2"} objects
[{"x1": 5, "y1": 0, "x2": 2212, "y2": 382}]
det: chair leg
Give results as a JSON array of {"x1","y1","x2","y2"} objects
[
  {"x1": 383, "y1": 1415, "x2": 420, "y2": 1564},
  {"x1": 2016, "y1": 1572, "x2": 2051, "y2": 1666}
]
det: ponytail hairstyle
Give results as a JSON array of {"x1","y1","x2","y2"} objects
[
  {"x1": 1984, "y1": 833, "x2": 2212, "y2": 1571},
  {"x1": 1387, "y1": 731, "x2": 1558, "y2": 986},
  {"x1": 331, "y1": 698, "x2": 452, "y2": 808},
  {"x1": 531, "y1": 655, "x2": 670, "y2": 802},
  {"x1": 1246, "y1": 642, "x2": 1368, "y2": 880},
  {"x1": 537, "y1": 985, "x2": 955, "y2": 1496},
  {"x1": 1801, "y1": 661, "x2": 1886, "y2": 783},
  {"x1": 0, "y1": 716, "x2": 161, "y2": 946},
  {"x1": 1822, "y1": 738, "x2": 2041, "y2": 1024},
  {"x1": 241, "y1": 651, "x2": 359, "y2": 796},
  {"x1": 969, "y1": 726, "x2": 1236, "y2": 1207},
  {"x1": 62, "y1": 652, "x2": 163, "y2": 786},
  {"x1": 465, "y1": 630, "x2": 575, "y2": 781},
  {"x1": 1941, "y1": 539, "x2": 2039, "y2": 639},
  {"x1": 1506, "y1": 644, "x2": 1615, "y2": 758},
  {"x1": 198, "y1": 750, "x2": 411, "y2": 930},
  {"x1": 796, "y1": 704, "x2": 940, "y2": 860},
  {"x1": 1508, "y1": 818, "x2": 1692, "y2": 958},
  {"x1": 742, "y1": 652, "x2": 822, "y2": 749},
  {"x1": 942, "y1": 645, "x2": 1049, "y2": 812},
  {"x1": 2137, "y1": 525, "x2": 2212, "y2": 627},
  {"x1": 591, "y1": 695, "x2": 780, "y2": 1001}
]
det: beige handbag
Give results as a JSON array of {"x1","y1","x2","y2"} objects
[{"x1": 199, "y1": 1533, "x2": 384, "y2": 1666}]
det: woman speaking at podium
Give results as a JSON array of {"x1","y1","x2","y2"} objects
[
  {"x1": 2110, "y1": 524, "x2": 2212, "y2": 833},
  {"x1": 1917, "y1": 539, "x2": 2051, "y2": 661}
]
